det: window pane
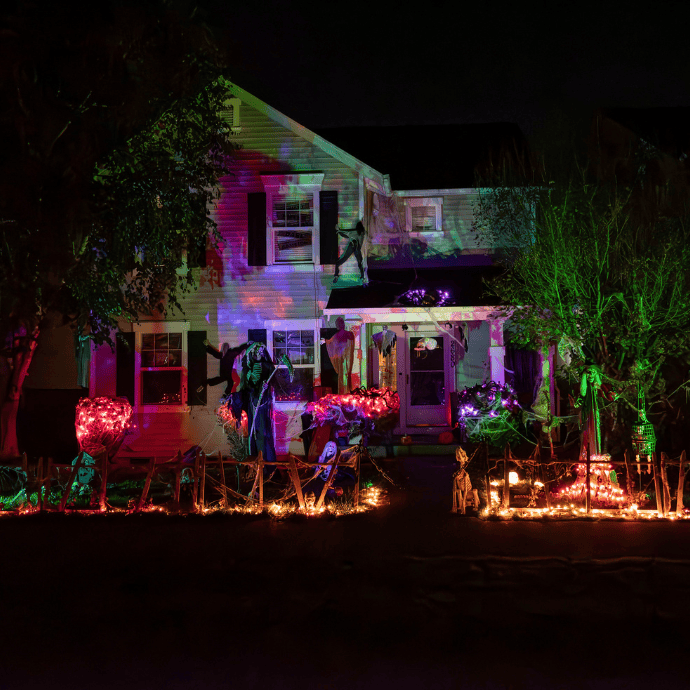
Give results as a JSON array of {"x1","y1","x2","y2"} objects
[
  {"x1": 409, "y1": 337, "x2": 444, "y2": 371},
  {"x1": 273, "y1": 347, "x2": 286, "y2": 363},
  {"x1": 142, "y1": 370, "x2": 182, "y2": 405},
  {"x1": 168, "y1": 333, "x2": 182, "y2": 349},
  {"x1": 410, "y1": 372, "x2": 445, "y2": 406},
  {"x1": 155, "y1": 351, "x2": 170, "y2": 367},
  {"x1": 273, "y1": 331, "x2": 286, "y2": 346},
  {"x1": 300, "y1": 330, "x2": 314, "y2": 346},
  {"x1": 154, "y1": 333, "x2": 168, "y2": 350},
  {"x1": 274, "y1": 367, "x2": 313, "y2": 402},
  {"x1": 287, "y1": 331, "x2": 301, "y2": 346},
  {"x1": 288, "y1": 348, "x2": 302, "y2": 365},
  {"x1": 142, "y1": 334, "x2": 155, "y2": 350},
  {"x1": 168, "y1": 349, "x2": 182, "y2": 366}
]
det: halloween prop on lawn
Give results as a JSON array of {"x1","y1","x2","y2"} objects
[
  {"x1": 201, "y1": 340, "x2": 250, "y2": 400},
  {"x1": 456, "y1": 381, "x2": 521, "y2": 449},
  {"x1": 239, "y1": 343, "x2": 294, "y2": 466},
  {"x1": 323, "y1": 317, "x2": 355, "y2": 394},
  {"x1": 75, "y1": 397, "x2": 133, "y2": 459},
  {"x1": 333, "y1": 221, "x2": 366, "y2": 283},
  {"x1": 452, "y1": 446, "x2": 479, "y2": 514}
]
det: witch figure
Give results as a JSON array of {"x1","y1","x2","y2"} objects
[{"x1": 238, "y1": 342, "x2": 277, "y2": 468}]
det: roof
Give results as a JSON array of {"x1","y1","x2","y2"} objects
[
  {"x1": 314, "y1": 123, "x2": 530, "y2": 190},
  {"x1": 599, "y1": 107, "x2": 690, "y2": 158},
  {"x1": 325, "y1": 266, "x2": 504, "y2": 313}
]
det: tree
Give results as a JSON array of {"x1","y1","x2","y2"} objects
[
  {"x1": 475, "y1": 163, "x2": 690, "y2": 453},
  {"x1": 0, "y1": 0, "x2": 234, "y2": 455}
]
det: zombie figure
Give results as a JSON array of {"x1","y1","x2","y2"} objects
[
  {"x1": 323, "y1": 317, "x2": 355, "y2": 394},
  {"x1": 333, "y1": 221, "x2": 366, "y2": 283},
  {"x1": 239, "y1": 342, "x2": 276, "y2": 467},
  {"x1": 575, "y1": 364, "x2": 604, "y2": 460}
]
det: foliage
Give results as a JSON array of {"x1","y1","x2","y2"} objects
[
  {"x1": 474, "y1": 164, "x2": 690, "y2": 446},
  {"x1": 0, "y1": 0, "x2": 234, "y2": 452}
]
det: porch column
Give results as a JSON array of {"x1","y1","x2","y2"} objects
[
  {"x1": 345, "y1": 319, "x2": 363, "y2": 390},
  {"x1": 489, "y1": 319, "x2": 506, "y2": 385}
]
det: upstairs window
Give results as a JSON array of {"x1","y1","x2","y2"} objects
[
  {"x1": 261, "y1": 174, "x2": 324, "y2": 265},
  {"x1": 271, "y1": 194, "x2": 314, "y2": 263}
]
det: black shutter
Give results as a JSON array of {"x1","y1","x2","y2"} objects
[
  {"x1": 116, "y1": 332, "x2": 135, "y2": 407},
  {"x1": 247, "y1": 328, "x2": 267, "y2": 345},
  {"x1": 319, "y1": 190, "x2": 338, "y2": 265},
  {"x1": 247, "y1": 192, "x2": 267, "y2": 266},
  {"x1": 187, "y1": 330, "x2": 207, "y2": 405},
  {"x1": 320, "y1": 327, "x2": 338, "y2": 393}
]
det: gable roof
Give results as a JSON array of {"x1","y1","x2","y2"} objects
[
  {"x1": 227, "y1": 83, "x2": 388, "y2": 188},
  {"x1": 314, "y1": 123, "x2": 530, "y2": 190}
]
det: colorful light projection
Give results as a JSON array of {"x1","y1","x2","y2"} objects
[{"x1": 75, "y1": 397, "x2": 133, "y2": 457}]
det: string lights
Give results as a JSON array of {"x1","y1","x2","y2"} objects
[{"x1": 75, "y1": 396, "x2": 133, "y2": 457}]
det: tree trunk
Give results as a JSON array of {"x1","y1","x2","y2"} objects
[{"x1": 0, "y1": 327, "x2": 40, "y2": 457}]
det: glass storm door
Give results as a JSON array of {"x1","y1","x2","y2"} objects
[{"x1": 404, "y1": 331, "x2": 451, "y2": 428}]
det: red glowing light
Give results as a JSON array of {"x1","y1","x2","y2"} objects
[
  {"x1": 306, "y1": 388, "x2": 400, "y2": 428},
  {"x1": 75, "y1": 397, "x2": 133, "y2": 456}
]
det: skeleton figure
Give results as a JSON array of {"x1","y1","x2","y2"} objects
[{"x1": 452, "y1": 446, "x2": 479, "y2": 514}]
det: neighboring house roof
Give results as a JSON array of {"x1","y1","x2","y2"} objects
[
  {"x1": 598, "y1": 107, "x2": 690, "y2": 159},
  {"x1": 314, "y1": 123, "x2": 530, "y2": 190}
]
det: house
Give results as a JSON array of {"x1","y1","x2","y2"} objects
[{"x1": 78, "y1": 84, "x2": 536, "y2": 459}]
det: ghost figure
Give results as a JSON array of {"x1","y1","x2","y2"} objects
[
  {"x1": 318, "y1": 441, "x2": 338, "y2": 480},
  {"x1": 324, "y1": 318, "x2": 355, "y2": 394}
]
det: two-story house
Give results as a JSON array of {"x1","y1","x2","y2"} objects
[{"x1": 87, "y1": 84, "x2": 533, "y2": 459}]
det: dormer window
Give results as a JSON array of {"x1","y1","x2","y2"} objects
[{"x1": 405, "y1": 197, "x2": 443, "y2": 235}]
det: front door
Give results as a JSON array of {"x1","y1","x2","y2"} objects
[{"x1": 402, "y1": 329, "x2": 452, "y2": 430}]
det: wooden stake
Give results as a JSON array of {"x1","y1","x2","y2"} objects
[
  {"x1": 660, "y1": 452, "x2": 672, "y2": 516},
  {"x1": 585, "y1": 450, "x2": 591, "y2": 515},
  {"x1": 135, "y1": 457, "x2": 157, "y2": 513},
  {"x1": 287, "y1": 454, "x2": 305, "y2": 510},
  {"x1": 36, "y1": 457, "x2": 44, "y2": 511},
  {"x1": 199, "y1": 452, "x2": 206, "y2": 511},
  {"x1": 98, "y1": 450, "x2": 108, "y2": 513},
  {"x1": 354, "y1": 450, "x2": 360, "y2": 509},
  {"x1": 258, "y1": 452, "x2": 264, "y2": 510},
  {"x1": 217, "y1": 451, "x2": 228, "y2": 509},
  {"x1": 503, "y1": 445, "x2": 510, "y2": 510},
  {"x1": 623, "y1": 448, "x2": 634, "y2": 502},
  {"x1": 191, "y1": 449, "x2": 200, "y2": 511},
  {"x1": 484, "y1": 441, "x2": 492, "y2": 511},
  {"x1": 676, "y1": 450, "x2": 686, "y2": 517},
  {"x1": 174, "y1": 450, "x2": 182, "y2": 504},
  {"x1": 652, "y1": 452, "x2": 664, "y2": 516},
  {"x1": 59, "y1": 452, "x2": 84, "y2": 512}
]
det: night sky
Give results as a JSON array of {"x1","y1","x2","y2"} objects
[{"x1": 215, "y1": 0, "x2": 690, "y2": 143}]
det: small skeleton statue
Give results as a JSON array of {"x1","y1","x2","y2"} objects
[{"x1": 452, "y1": 446, "x2": 479, "y2": 514}]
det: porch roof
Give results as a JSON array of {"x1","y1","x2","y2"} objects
[{"x1": 323, "y1": 266, "x2": 505, "y2": 322}]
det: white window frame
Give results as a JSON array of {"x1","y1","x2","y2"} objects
[
  {"x1": 404, "y1": 196, "x2": 443, "y2": 237},
  {"x1": 266, "y1": 319, "x2": 320, "y2": 406},
  {"x1": 133, "y1": 321, "x2": 190, "y2": 413},
  {"x1": 261, "y1": 173, "x2": 324, "y2": 265}
]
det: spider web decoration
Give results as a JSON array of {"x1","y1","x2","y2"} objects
[{"x1": 456, "y1": 381, "x2": 522, "y2": 448}]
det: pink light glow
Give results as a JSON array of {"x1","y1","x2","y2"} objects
[{"x1": 75, "y1": 397, "x2": 133, "y2": 457}]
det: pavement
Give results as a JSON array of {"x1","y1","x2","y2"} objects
[{"x1": 1, "y1": 453, "x2": 690, "y2": 689}]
